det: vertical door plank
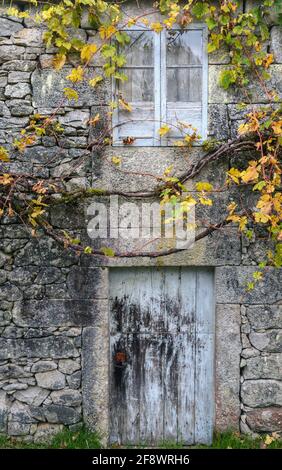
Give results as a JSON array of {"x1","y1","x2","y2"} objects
[
  {"x1": 179, "y1": 268, "x2": 196, "y2": 333},
  {"x1": 140, "y1": 333, "x2": 164, "y2": 444},
  {"x1": 195, "y1": 269, "x2": 215, "y2": 335},
  {"x1": 177, "y1": 332, "x2": 195, "y2": 444},
  {"x1": 194, "y1": 269, "x2": 215, "y2": 444},
  {"x1": 109, "y1": 332, "x2": 127, "y2": 445},
  {"x1": 194, "y1": 333, "x2": 214, "y2": 444},
  {"x1": 163, "y1": 333, "x2": 178, "y2": 441},
  {"x1": 163, "y1": 267, "x2": 181, "y2": 333},
  {"x1": 123, "y1": 333, "x2": 141, "y2": 444},
  {"x1": 177, "y1": 268, "x2": 197, "y2": 444},
  {"x1": 162, "y1": 268, "x2": 179, "y2": 441}
]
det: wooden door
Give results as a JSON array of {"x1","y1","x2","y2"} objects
[{"x1": 109, "y1": 267, "x2": 214, "y2": 445}]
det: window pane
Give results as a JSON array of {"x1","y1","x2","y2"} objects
[
  {"x1": 166, "y1": 105, "x2": 202, "y2": 138},
  {"x1": 167, "y1": 68, "x2": 202, "y2": 102},
  {"x1": 122, "y1": 31, "x2": 154, "y2": 66},
  {"x1": 167, "y1": 30, "x2": 202, "y2": 66},
  {"x1": 119, "y1": 69, "x2": 154, "y2": 103},
  {"x1": 117, "y1": 106, "x2": 155, "y2": 139}
]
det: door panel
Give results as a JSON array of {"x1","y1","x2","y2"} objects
[{"x1": 109, "y1": 267, "x2": 214, "y2": 445}]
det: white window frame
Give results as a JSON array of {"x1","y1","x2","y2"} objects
[{"x1": 112, "y1": 24, "x2": 208, "y2": 147}]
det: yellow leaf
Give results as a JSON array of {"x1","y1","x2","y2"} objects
[
  {"x1": 0, "y1": 174, "x2": 13, "y2": 185},
  {"x1": 159, "y1": 125, "x2": 171, "y2": 137},
  {"x1": 199, "y1": 196, "x2": 213, "y2": 206},
  {"x1": 88, "y1": 113, "x2": 100, "y2": 126},
  {"x1": 89, "y1": 75, "x2": 103, "y2": 87},
  {"x1": 238, "y1": 123, "x2": 250, "y2": 135},
  {"x1": 263, "y1": 53, "x2": 274, "y2": 69},
  {"x1": 257, "y1": 194, "x2": 273, "y2": 215},
  {"x1": 227, "y1": 202, "x2": 237, "y2": 213},
  {"x1": 63, "y1": 87, "x2": 79, "y2": 101},
  {"x1": 227, "y1": 214, "x2": 241, "y2": 223},
  {"x1": 241, "y1": 164, "x2": 259, "y2": 183},
  {"x1": 227, "y1": 168, "x2": 241, "y2": 184},
  {"x1": 8, "y1": 204, "x2": 14, "y2": 217},
  {"x1": 164, "y1": 165, "x2": 174, "y2": 176},
  {"x1": 273, "y1": 193, "x2": 282, "y2": 212},
  {"x1": 0, "y1": 147, "x2": 9, "y2": 162},
  {"x1": 195, "y1": 182, "x2": 213, "y2": 192},
  {"x1": 254, "y1": 212, "x2": 270, "y2": 223},
  {"x1": 66, "y1": 66, "x2": 84, "y2": 83},
  {"x1": 80, "y1": 44, "x2": 98, "y2": 63},
  {"x1": 99, "y1": 25, "x2": 117, "y2": 40},
  {"x1": 182, "y1": 196, "x2": 197, "y2": 208},
  {"x1": 118, "y1": 97, "x2": 132, "y2": 112},
  {"x1": 264, "y1": 435, "x2": 275, "y2": 446},
  {"x1": 272, "y1": 120, "x2": 282, "y2": 136},
  {"x1": 127, "y1": 19, "x2": 136, "y2": 27},
  {"x1": 52, "y1": 53, "x2": 66, "y2": 71},
  {"x1": 150, "y1": 22, "x2": 163, "y2": 33},
  {"x1": 239, "y1": 216, "x2": 248, "y2": 231},
  {"x1": 7, "y1": 7, "x2": 29, "y2": 18},
  {"x1": 109, "y1": 100, "x2": 118, "y2": 109},
  {"x1": 112, "y1": 156, "x2": 121, "y2": 165},
  {"x1": 140, "y1": 18, "x2": 149, "y2": 26}
]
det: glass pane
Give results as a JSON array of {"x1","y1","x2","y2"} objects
[
  {"x1": 167, "y1": 30, "x2": 202, "y2": 66},
  {"x1": 122, "y1": 31, "x2": 154, "y2": 66},
  {"x1": 167, "y1": 68, "x2": 202, "y2": 102},
  {"x1": 119, "y1": 69, "x2": 154, "y2": 102}
]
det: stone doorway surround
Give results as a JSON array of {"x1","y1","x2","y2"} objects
[{"x1": 81, "y1": 266, "x2": 242, "y2": 443}]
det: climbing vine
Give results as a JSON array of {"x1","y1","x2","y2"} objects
[{"x1": 0, "y1": 0, "x2": 281, "y2": 287}]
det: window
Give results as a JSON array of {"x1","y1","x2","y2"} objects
[{"x1": 112, "y1": 25, "x2": 208, "y2": 146}]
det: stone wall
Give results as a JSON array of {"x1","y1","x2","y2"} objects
[{"x1": 0, "y1": 1, "x2": 281, "y2": 443}]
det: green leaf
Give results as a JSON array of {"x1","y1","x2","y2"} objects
[
  {"x1": 64, "y1": 87, "x2": 79, "y2": 101},
  {"x1": 207, "y1": 42, "x2": 218, "y2": 53},
  {"x1": 246, "y1": 229, "x2": 253, "y2": 240},
  {"x1": 100, "y1": 246, "x2": 115, "y2": 257},
  {"x1": 247, "y1": 281, "x2": 255, "y2": 291},
  {"x1": 253, "y1": 271, "x2": 263, "y2": 281},
  {"x1": 71, "y1": 238, "x2": 81, "y2": 245},
  {"x1": 191, "y1": 2, "x2": 209, "y2": 19},
  {"x1": 113, "y1": 54, "x2": 126, "y2": 67},
  {"x1": 220, "y1": 14, "x2": 230, "y2": 26},
  {"x1": 219, "y1": 69, "x2": 237, "y2": 89},
  {"x1": 103, "y1": 63, "x2": 116, "y2": 77},
  {"x1": 101, "y1": 44, "x2": 116, "y2": 58},
  {"x1": 115, "y1": 31, "x2": 131, "y2": 45},
  {"x1": 253, "y1": 181, "x2": 266, "y2": 191},
  {"x1": 260, "y1": 23, "x2": 270, "y2": 41},
  {"x1": 113, "y1": 71, "x2": 128, "y2": 81},
  {"x1": 233, "y1": 25, "x2": 243, "y2": 35},
  {"x1": 206, "y1": 17, "x2": 217, "y2": 30}
]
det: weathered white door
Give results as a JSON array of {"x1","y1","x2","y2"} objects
[{"x1": 109, "y1": 267, "x2": 214, "y2": 445}]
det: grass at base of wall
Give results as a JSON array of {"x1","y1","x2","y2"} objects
[
  {"x1": 0, "y1": 429, "x2": 281, "y2": 449},
  {"x1": 0, "y1": 427, "x2": 101, "y2": 449}
]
